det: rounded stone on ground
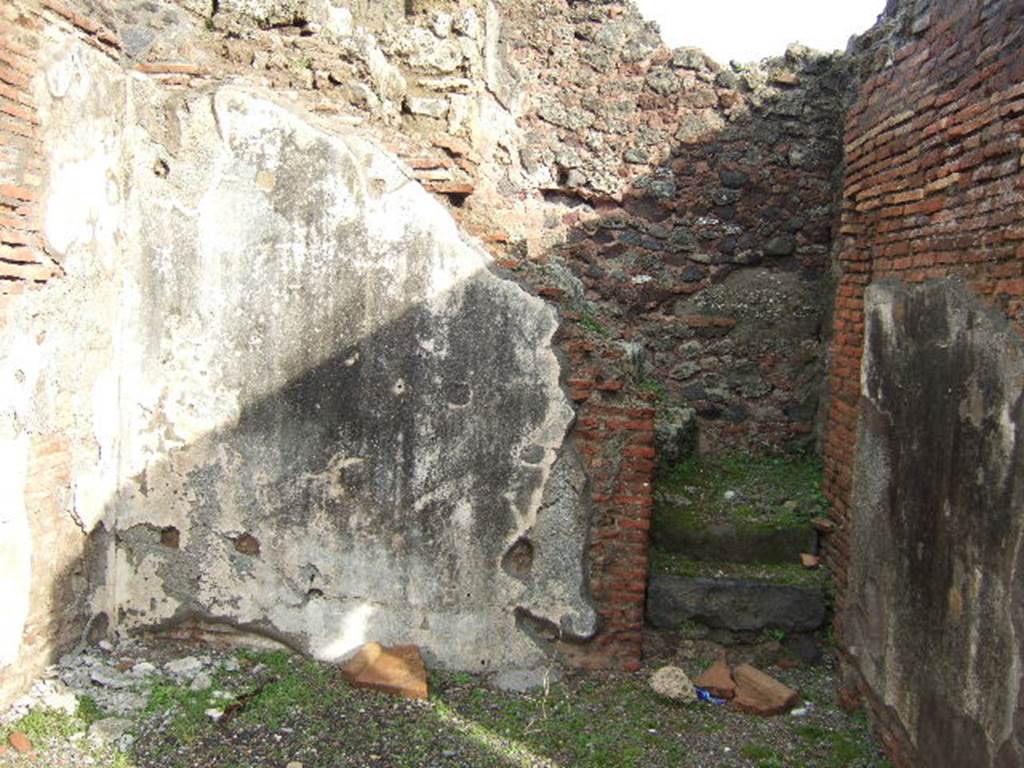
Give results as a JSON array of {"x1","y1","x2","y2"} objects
[
  {"x1": 650, "y1": 665, "x2": 697, "y2": 702},
  {"x1": 190, "y1": 671, "x2": 213, "y2": 691},
  {"x1": 164, "y1": 656, "x2": 204, "y2": 679},
  {"x1": 88, "y1": 717, "x2": 133, "y2": 742}
]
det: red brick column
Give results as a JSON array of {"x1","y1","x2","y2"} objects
[
  {"x1": 569, "y1": 402, "x2": 655, "y2": 671},
  {"x1": 546, "y1": 317, "x2": 657, "y2": 671}
]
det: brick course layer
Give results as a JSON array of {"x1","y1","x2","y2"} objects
[{"x1": 823, "y1": 0, "x2": 1024, "y2": 762}]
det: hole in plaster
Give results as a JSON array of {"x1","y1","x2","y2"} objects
[
  {"x1": 542, "y1": 190, "x2": 589, "y2": 208},
  {"x1": 233, "y1": 533, "x2": 261, "y2": 556},
  {"x1": 445, "y1": 191, "x2": 469, "y2": 208},
  {"x1": 86, "y1": 612, "x2": 109, "y2": 644},
  {"x1": 14, "y1": 369, "x2": 24, "y2": 383},
  {"x1": 502, "y1": 537, "x2": 535, "y2": 578},
  {"x1": 445, "y1": 380, "x2": 471, "y2": 406},
  {"x1": 153, "y1": 159, "x2": 169, "y2": 177},
  {"x1": 307, "y1": 588, "x2": 324, "y2": 599},
  {"x1": 519, "y1": 445, "x2": 545, "y2": 465},
  {"x1": 159, "y1": 526, "x2": 180, "y2": 548},
  {"x1": 392, "y1": 379, "x2": 406, "y2": 395}
]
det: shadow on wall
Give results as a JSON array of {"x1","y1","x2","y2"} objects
[
  {"x1": 104, "y1": 268, "x2": 594, "y2": 672},
  {"x1": 505, "y1": 42, "x2": 849, "y2": 456},
  {"x1": 7, "y1": 61, "x2": 602, "y2": 688}
]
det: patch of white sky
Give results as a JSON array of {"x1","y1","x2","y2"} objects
[{"x1": 632, "y1": 0, "x2": 887, "y2": 66}]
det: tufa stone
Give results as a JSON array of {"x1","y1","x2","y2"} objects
[
  {"x1": 731, "y1": 663, "x2": 798, "y2": 716},
  {"x1": 341, "y1": 642, "x2": 428, "y2": 700},
  {"x1": 764, "y1": 235, "x2": 796, "y2": 257},
  {"x1": 650, "y1": 666, "x2": 697, "y2": 703}
]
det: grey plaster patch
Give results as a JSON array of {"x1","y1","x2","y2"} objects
[
  {"x1": 95, "y1": 83, "x2": 592, "y2": 671},
  {"x1": 847, "y1": 278, "x2": 1024, "y2": 767}
]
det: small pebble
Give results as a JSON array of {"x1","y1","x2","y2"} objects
[
  {"x1": 8, "y1": 732, "x2": 33, "y2": 754},
  {"x1": 190, "y1": 672, "x2": 213, "y2": 691}
]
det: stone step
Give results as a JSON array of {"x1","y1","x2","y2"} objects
[
  {"x1": 646, "y1": 573, "x2": 828, "y2": 633},
  {"x1": 651, "y1": 519, "x2": 816, "y2": 564}
]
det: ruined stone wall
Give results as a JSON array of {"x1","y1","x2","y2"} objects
[
  {"x1": 493, "y1": 1, "x2": 848, "y2": 454},
  {"x1": 1, "y1": 0, "x2": 853, "y2": 707},
  {"x1": 822, "y1": 0, "x2": 1024, "y2": 764}
]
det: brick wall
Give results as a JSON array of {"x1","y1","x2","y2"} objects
[
  {"x1": 822, "y1": 0, "x2": 1024, "y2": 762},
  {"x1": 555, "y1": 318, "x2": 656, "y2": 670}
]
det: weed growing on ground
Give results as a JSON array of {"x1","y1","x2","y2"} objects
[
  {"x1": 657, "y1": 452, "x2": 830, "y2": 529},
  {"x1": 4, "y1": 645, "x2": 891, "y2": 768}
]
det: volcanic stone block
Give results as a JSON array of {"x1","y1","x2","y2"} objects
[{"x1": 646, "y1": 574, "x2": 827, "y2": 632}]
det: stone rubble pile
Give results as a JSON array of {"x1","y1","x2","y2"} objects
[
  {"x1": 650, "y1": 655, "x2": 800, "y2": 716},
  {"x1": 1, "y1": 638, "x2": 243, "y2": 750}
]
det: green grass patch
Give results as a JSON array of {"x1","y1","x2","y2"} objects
[
  {"x1": 76, "y1": 695, "x2": 106, "y2": 725},
  {"x1": 240, "y1": 656, "x2": 336, "y2": 729},
  {"x1": 446, "y1": 674, "x2": 688, "y2": 767},
  {"x1": 794, "y1": 715, "x2": 891, "y2": 768},
  {"x1": 579, "y1": 311, "x2": 610, "y2": 338},
  {"x1": 145, "y1": 678, "x2": 222, "y2": 744},
  {"x1": 3, "y1": 707, "x2": 83, "y2": 743},
  {"x1": 650, "y1": 549, "x2": 828, "y2": 588},
  {"x1": 657, "y1": 453, "x2": 829, "y2": 529},
  {"x1": 120, "y1": 649, "x2": 889, "y2": 768},
  {"x1": 741, "y1": 742, "x2": 785, "y2": 767}
]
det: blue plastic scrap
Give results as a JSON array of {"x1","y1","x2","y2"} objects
[{"x1": 696, "y1": 687, "x2": 727, "y2": 705}]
